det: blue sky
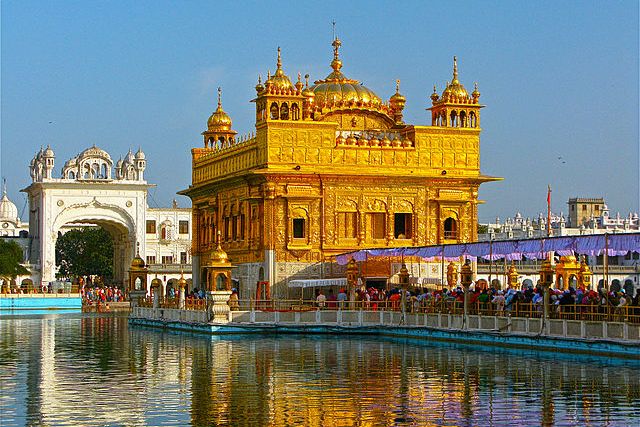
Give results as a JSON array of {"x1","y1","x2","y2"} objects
[{"x1": 1, "y1": 1, "x2": 638, "y2": 222}]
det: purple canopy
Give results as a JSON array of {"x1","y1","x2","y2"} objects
[{"x1": 335, "y1": 233, "x2": 640, "y2": 265}]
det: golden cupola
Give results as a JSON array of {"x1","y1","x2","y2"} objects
[
  {"x1": 207, "y1": 87, "x2": 233, "y2": 131},
  {"x1": 389, "y1": 79, "x2": 407, "y2": 124},
  {"x1": 265, "y1": 47, "x2": 294, "y2": 93},
  {"x1": 441, "y1": 56, "x2": 469, "y2": 101},
  {"x1": 428, "y1": 56, "x2": 483, "y2": 128},
  {"x1": 203, "y1": 87, "x2": 237, "y2": 149}
]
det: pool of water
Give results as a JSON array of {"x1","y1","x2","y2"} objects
[{"x1": 0, "y1": 313, "x2": 638, "y2": 426}]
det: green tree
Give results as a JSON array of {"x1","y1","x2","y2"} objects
[
  {"x1": 55, "y1": 227, "x2": 113, "y2": 281},
  {"x1": 477, "y1": 224, "x2": 489, "y2": 234},
  {"x1": 0, "y1": 240, "x2": 30, "y2": 283}
]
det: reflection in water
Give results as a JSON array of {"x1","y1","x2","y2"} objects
[{"x1": 0, "y1": 314, "x2": 638, "y2": 426}]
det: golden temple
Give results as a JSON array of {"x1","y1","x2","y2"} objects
[{"x1": 180, "y1": 37, "x2": 500, "y2": 297}]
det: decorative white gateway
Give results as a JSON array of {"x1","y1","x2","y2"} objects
[{"x1": 22, "y1": 145, "x2": 153, "y2": 287}]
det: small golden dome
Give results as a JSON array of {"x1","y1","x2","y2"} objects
[
  {"x1": 472, "y1": 82, "x2": 480, "y2": 99},
  {"x1": 369, "y1": 136, "x2": 380, "y2": 146},
  {"x1": 345, "y1": 135, "x2": 357, "y2": 145},
  {"x1": 441, "y1": 56, "x2": 469, "y2": 100},
  {"x1": 209, "y1": 231, "x2": 230, "y2": 265},
  {"x1": 131, "y1": 255, "x2": 145, "y2": 268},
  {"x1": 255, "y1": 75, "x2": 264, "y2": 94},
  {"x1": 178, "y1": 274, "x2": 187, "y2": 288},
  {"x1": 336, "y1": 134, "x2": 345, "y2": 145},
  {"x1": 381, "y1": 135, "x2": 391, "y2": 146},
  {"x1": 430, "y1": 85, "x2": 439, "y2": 102},
  {"x1": 390, "y1": 80, "x2": 406, "y2": 106},
  {"x1": 266, "y1": 47, "x2": 294, "y2": 92},
  {"x1": 151, "y1": 276, "x2": 163, "y2": 286},
  {"x1": 207, "y1": 87, "x2": 233, "y2": 131}
]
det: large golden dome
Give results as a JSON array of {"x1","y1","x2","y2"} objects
[
  {"x1": 207, "y1": 87, "x2": 232, "y2": 131},
  {"x1": 309, "y1": 38, "x2": 382, "y2": 109}
]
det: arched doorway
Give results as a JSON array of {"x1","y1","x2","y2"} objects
[{"x1": 50, "y1": 206, "x2": 137, "y2": 288}]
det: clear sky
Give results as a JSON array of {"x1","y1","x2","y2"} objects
[{"x1": 2, "y1": 0, "x2": 638, "y2": 223}]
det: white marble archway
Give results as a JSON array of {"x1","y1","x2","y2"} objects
[{"x1": 50, "y1": 201, "x2": 137, "y2": 285}]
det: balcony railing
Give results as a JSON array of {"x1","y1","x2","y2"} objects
[{"x1": 137, "y1": 297, "x2": 640, "y2": 324}]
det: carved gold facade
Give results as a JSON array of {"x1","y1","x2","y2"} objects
[{"x1": 180, "y1": 38, "x2": 499, "y2": 296}]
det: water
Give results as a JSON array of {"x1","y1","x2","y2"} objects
[{"x1": 0, "y1": 313, "x2": 638, "y2": 427}]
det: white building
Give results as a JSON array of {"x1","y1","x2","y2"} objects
[
  {"x1": 15, "y1": 145, "x2": 192, "y2": 292},
  {"x1": 144, "y1": 201, "x2": 193, "y2": 294}
]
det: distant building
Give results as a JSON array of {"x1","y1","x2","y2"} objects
[
  {"x1": 480, "y1": 198, "x2": 639, "y2": 242},
  {"x1": 568, "y1": 197, "x2": 605, "y2": 227}
]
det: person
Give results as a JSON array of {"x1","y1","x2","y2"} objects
[
  {"x1": 492, "y1": 291, "x2": 506, "y2": 315},
  {"x1": 316, "y1": 290, "x2": 327, "y2": 309},
  {"x1": 228, "y1": 290, "x2": 239, "y2": 311},
  {"x1": 337, "y1": 289, "x2": 347, "y2": 309}
]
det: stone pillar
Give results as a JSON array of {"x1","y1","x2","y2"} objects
[
  {"x1": 539, "y1": 258, "x2": 554, "y2": 335},
  {"x1": 209, "y1": 290, "x2": 232, "y2": 323},
  {"x1": 460, "y1": 259, "x2": 473, "y2": 330}
]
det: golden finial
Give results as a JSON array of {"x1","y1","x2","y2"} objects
[
  {"x1": 217, "y1": 87, "x2": 222, "y2": 109},
  {"x1": 452, "y1": 56, "x2": 459, "y2": 83},
  {"x1": 433, "y1": 84, "x2": 437, "y2": 93},
  {"x1": 258, "y1": 74, "x2": 262, "y2": 84},
  {"x1": 297, "y1": 72, "x2": 301, "y2": 82},
  {"x1": 276, "y1": 47, "x2": 282, "y2": 70},
  {"x1": 395, "y1": 79, "x2": 400, "y2": 94},
  {"x1": 304, "y1": 73, "x2": 309, "y2": 88}
]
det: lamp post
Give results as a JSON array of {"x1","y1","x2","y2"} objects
[
  {"x1": 539, "y1": 258, "x2": 554, "y2": 335},
  {"x1": 460, "y1": 259, "x2": 473, "y2": 330},
  {"x1": 398, "y1": 262, "x2": 410, "y2": 324}
]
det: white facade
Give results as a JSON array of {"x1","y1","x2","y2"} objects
[
  {"x1": 22, "y1": 146, "x2": 152, "y2": 287},
  {"x1": 144, "y1": 203, "x2": 193, "y2": 292},
  {"x1": 0, "y1": 182, "x2": 28, "y2": 237}
]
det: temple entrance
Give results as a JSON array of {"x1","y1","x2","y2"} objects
[{"x1": 50, "y1": 212, "x2": 135, "y2": 287}]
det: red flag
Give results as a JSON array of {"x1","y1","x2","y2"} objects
[{"x1": 547, "y1": 185, "x2": 551, "y2": 205}]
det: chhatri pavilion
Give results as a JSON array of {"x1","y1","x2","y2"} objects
[{"x1": 180, "y1": 38, "x2": 499, "y2": 297}]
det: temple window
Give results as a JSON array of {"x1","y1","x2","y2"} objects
[
  {"x1": 338, "y1": 212, "x2": 358, "y2": 239},
  {"x1": 450, "y1": 111, "x2": 458, "y2": 127},
  {"x1": 232, "y1": 215, "x2": 238, "y2": 240},
  {"x1": 180, "y1": 252, "x2": 187, "y2": 264},
  {"x1": 444, "y1": 217, "x2": 457, "y2": 240},
  {"x1": 240, "y1": 213, "x2": 245, "y2": 240},
  {"x1": 369, "y1": 213, "x2": 386, "y2": 239},
  {"x1": 291, "y1": 103, "x2": 300, "y2": 120},
  {"x1": 394, "y1": 213, "x2": 412, "y2": 239},
  {"x1": 68, "y1": 171, "x2": 75, "y2": 179},
  {"x1": 469, "y1": 112, "x2": 476, "y2": 128},
  {"x1": 161, "y1": 255, "x2": 173, "y2": 264},
  {"x1": 270, "y1": 102, "x2": 279, "y2": 119},
  {"x1": 292, "y1": 218, "x2": 305, "y2": 238},
  {"x1": 280, "y1": 102, "x2": 289, "y2": 120},
  {"x1": 224, "y1": 217, "x2": 231, "y2": 241},
  {"x1": 146, "y1": 255, "x2": 156, "y2": 265},
  {"x1": 146, "y1": 220, "x2": 156, "y2": 234},
  {"x1": 459, "y1": 111, "x2": 467, "y2": 128},
  {"x1": 179, "y1": 220, "x2": 189, "y2": 234}
]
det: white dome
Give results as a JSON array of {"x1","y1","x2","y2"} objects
[
  {"x1": 79, "y1": 145, "x2": 111, "y2": 161},
  {"x1": 0, "y1": 192, "x2": 18, "y2": 220}
]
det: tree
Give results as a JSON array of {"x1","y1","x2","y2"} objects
[
  {"x1": 0, "y1": 240, "x2": 30, "y2": 284},
  {"x1": 55, "y1": 227, "x2": 113, "y2": 282}
]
